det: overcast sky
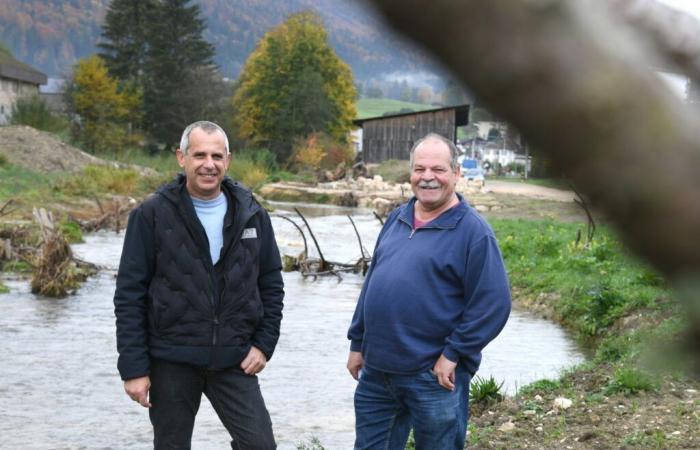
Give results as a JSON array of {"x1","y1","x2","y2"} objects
[{"x1": 657, "y1": 0, "x2": 700, "y2": 18}]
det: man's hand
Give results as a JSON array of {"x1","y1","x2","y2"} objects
[
  {"x1": 433, "y1": 354, "x2": 458, "y2": 391},
  {"x1": 124, "y1": 376, "x2": 151, "y2": 408},
  {"x1": 241, "y1": 346, "x2": 267, "y2": 375},
  {"x1": 347, "y1": 351, "x2": 364, "y2": 380}
]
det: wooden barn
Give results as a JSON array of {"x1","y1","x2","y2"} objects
[{"x1": 353, "y1": 104, "x2": 469, "y2": 163}]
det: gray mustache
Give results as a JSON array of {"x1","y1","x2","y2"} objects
[{"x1": 417, "y1": 181, "x2": 441, "y2": 188}]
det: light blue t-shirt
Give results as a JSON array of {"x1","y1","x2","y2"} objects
[{"x1": 192, "y1": 192, "x2": 227, "y2": 265}]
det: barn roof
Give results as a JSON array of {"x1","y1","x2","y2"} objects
[
  {"x1": 0, "y1": 49, "x2": 47, "y2": 86},
  {"x1": 353, "y1": 104, "x2": 470, "y2": 127}
]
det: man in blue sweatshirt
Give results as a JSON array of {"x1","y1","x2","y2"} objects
[{"x1": 347, "y1": 133, "x2": 511, "y2": 450}]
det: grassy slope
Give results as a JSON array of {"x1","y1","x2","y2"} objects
[{"x1": 356, "y1": 98, "x2": 433, "y2": 119}]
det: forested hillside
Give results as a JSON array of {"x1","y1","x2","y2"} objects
[{"x1": 0, "y1": 0, "x2": 431, "y2": 79}]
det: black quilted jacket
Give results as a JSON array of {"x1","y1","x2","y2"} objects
[{"x1": 114, "y1": 175, "x2": 284, "y2": 380}]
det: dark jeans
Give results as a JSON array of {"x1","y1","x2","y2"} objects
[
  {"x1": 149, "y1": 358, "x2": 276, "y2": 450},
  {"x1": 354, "y1": 365, "x2": 471, "y2": 450}
]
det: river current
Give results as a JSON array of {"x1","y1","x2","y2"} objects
[{"x1": 0, "y1": 203, "x2": 583, "y2": 449}]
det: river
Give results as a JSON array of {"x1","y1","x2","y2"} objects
[{"x1": 0, "y1": 203, "x2": 584, "y2": 449}]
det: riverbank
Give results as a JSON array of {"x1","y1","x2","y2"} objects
[
  {"x1": 1, "y1": 137, "x2": 697, "y2": 448},
  {"x1": 466, "y1": 219, "x2": 700, "y2": 450}
]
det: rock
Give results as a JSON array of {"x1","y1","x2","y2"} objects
[
  {"x1": 535, "y1": 426, "x2": 543, "y2": 432},
  {"x1": 498, "y1": 421, "x2": 516, "y2": 432},
  {"x1": 578, "y1": 431, "x2": 596, "y2": 442},
  {"x1": 553, "y1": 397, "x2": 573, "y2": 410},
  {"x1": 523, "y1": 410, "x2": 537, "y2": 416},
  {"x1": 372, "y1": 198, "x2": 398, "y2": 218},
  {"x1": 534, "y1": 395, "x2": 543, "y2": 401}
]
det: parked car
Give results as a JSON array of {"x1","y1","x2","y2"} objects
[{"x1": 463, "y1": 167, "x2": 485, "y2": 185}]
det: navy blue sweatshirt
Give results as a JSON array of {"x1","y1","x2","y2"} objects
[{"x1": 348, "y1": 196, "x2": 511, "y2": 375}]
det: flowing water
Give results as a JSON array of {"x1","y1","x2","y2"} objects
[{"x1": 0, "y1": 203, "x2": 584, "y2": 449}]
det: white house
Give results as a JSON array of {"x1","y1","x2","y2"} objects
[{"x1": 0, "y1": 50, "x2": 47, "y2": 124}]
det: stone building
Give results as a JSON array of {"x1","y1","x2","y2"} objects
[{"x1": 0, "y1": 49, "x2": 48, "y2": 124}]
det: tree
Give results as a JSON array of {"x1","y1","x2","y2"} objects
[
  {"x1": 66, "y1": 55, "x2": 141, "y2": 154},
  {"x1": 98, "y1": 0, "x2": 157, "y2": 84},
  {"x1": 442, "y1": 78, "x2": 468, "y2": 106},
  {"x1": 142, "y1": 0, "x2": 218, "y2": 148},
  {"x1": 232, "y1": 11, "x2": 357, "y2": 163}
]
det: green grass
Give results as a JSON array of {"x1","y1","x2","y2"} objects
[
  {"x1": 0, "y1": 164, "x2": 56, "y2": 201},
  {"x1": 491, "y1": 219, "x2": 669, "y2": 340},
  {"x1": 604, "y1": 366, "x2": 659, "y2": 396},
  {"x1": 517, "y1": 378, "x2": 561, "y2": 397},
  {"x1": 470, "y1": 375, "x2": 505, "y2": 406},
  {"x1": 356, "y1": 98, "x2": 432, "y2": 119},
  {"x1": 375, "y1": 159, "x2": 410, "y2": 183}
]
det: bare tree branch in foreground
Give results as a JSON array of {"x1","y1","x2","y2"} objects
[{"x1": 367, "y1": 0, "x2": 700, "y2": 358}]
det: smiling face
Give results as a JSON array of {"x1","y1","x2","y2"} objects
[
  {"x1": 410, "y1": 138, "x2": 461, "y2": 215},
  {"x1": 176, "y1": 127, "x2": 231, "y2": 200}
]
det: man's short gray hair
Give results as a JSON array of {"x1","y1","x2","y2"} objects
[
  {"x1": 408, "y1": 133, "x2": 460, "y2": 170},
  {"x1": 179, "y1": 121, "x2": 230, "y2": 155}
]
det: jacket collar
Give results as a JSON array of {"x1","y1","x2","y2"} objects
[{"x1": 398, "y1": 194, "x2": 470, "y2": 229}]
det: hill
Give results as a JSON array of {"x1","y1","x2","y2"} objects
[
  {"x1": 0, "y1": 0, "x2": 435, "y2": 81},
  {"x1": 356, "y1": 98, "x2": 433, "y2": 119}
]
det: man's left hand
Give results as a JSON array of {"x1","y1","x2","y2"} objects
[
  {"x1": 241, "y1": 346, "x2": 267, "y2": 375},
  {"x1": 433, "y1": 354, "x2": 457, "y2": 391}
]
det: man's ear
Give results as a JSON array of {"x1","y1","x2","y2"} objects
[{"x1": 175, "y1": 149, "x2": 185, "y2": 167}]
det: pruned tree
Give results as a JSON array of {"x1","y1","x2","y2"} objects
[{"x1": 366, "y1": 0, "x2": 700, "y2": 361}]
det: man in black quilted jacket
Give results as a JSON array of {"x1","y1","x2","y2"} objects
[{"x1": 114, "y1": 121, "x2": 284, "y2": 450}]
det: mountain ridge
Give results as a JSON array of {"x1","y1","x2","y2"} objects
[{"x1": 0, "y1": 0, "x2": 435, "y2": 81}]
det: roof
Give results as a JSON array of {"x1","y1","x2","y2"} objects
[
  {"x1": 0, "y1": 49, "x2": 48, "y2": 85},
  {"x1": 353, "y1": 104, "x2": 470, "y2": 127}
]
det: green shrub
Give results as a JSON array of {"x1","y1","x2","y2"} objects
[
  {"x1": 0, "y1": 281, "x2": 9, "y2": 294},
  {"x1": 470, "y1": 375, "x2": 505, "y2": 406},
  {"x1": 604, "y1": 366, "x2": 659, "y2": 396},
  {"x1": 10, "y1": 95, "x2": 68, "y2": 133},
  {"x1": 376, "y1": 159, "x2": 410, "y2": 183},
  {"x1": 0, "y1": 153, "x2": 8, "y2": 167},
  {"x1": 56, "y1": 165, "x2": 139, "y2": 196},
  {"x1": 228, "y1": 153, "x2": 269, "y2": 189},
  {"x1": 59, "y1": 220, "x2": 84, "y2": 243},
  {"x1": 518, "y1": 378, "x2": 561, "y2": 397}
]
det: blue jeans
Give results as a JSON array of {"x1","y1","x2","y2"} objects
[
  {"x1": 148, "y1": 358, "x2": 276, "y2": 450},
  {"x1": 354, "y1": 365, "x2": 471, "y2": 450}
]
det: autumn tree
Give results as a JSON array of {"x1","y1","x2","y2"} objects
[
  {"x1": 66, "y1": 55, "x2": 141, "y2": 154},
  {"x1": 232, "y1": 11, "x2": 357, "y2": 163}
]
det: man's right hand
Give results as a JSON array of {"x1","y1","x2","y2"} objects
[
  {"x1": 347, "y1": 351, "x2": 364, "y2": 380},
  {"x1": 124, "y1": 376, "x2": 152, "y2": 408}
]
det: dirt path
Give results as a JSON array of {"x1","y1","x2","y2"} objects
[{"x1": 484, "y1": 180, "x2": 576, "y2": 202}]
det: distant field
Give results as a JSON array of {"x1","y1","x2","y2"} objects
[{"x1": 356, "y1": 98, "x2": 433, "y2": 119}]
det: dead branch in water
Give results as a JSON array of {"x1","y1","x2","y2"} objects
[
  {"x1": 294, "y1": 207, "x2": 330, "y2": 272},
  {"x1": 275, "y1": 210, "x2": 374, "y2": 280},
  {"x1": 29, "y1": 208, "x2": 94, "y2": 297}
]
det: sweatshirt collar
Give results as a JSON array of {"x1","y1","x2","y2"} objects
[{"x1": 399, "y1": 194, "x2": 470, "y2": 229}]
